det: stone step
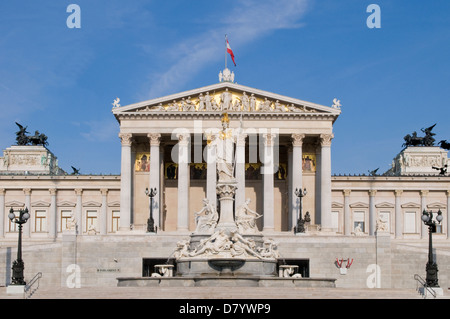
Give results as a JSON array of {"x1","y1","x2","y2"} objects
[{"x1": 1, "y1": 286, "x2": 435, "y2": 299}]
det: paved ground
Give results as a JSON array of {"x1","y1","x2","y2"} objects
[{"x1": 0, "y1": 285, "x2": 444, "y2": 299}]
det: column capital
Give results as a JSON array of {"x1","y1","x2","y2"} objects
[
  {"x1": 420, "y1": 190, "x2": 429, "y2": 196},
  {"x1": 369, "y1": 189, "x2": 377, "y2": 197},
  {"x1": 119, "y1": 133, "x2": 133, "y2": 146},
  {"x1": 343, "y1": 189, "x2": 351, "y2": 197},
  {"x1": 147, "y1": 133, "x2": 161, "y2": 146},
  {"x1": 319, "y1": 133, "x2": 334, "y2": 147},
  {"x1": 176, "y1": 133, "x2": 190, "y2": 146},
  {"x1": 262, "y1": 133, "x2": 277, "y2": 146},
  {"x1": 101, "y1": 188, "x2": 109, "y2": 196},
  {"x1": 446, "y1": 190, "x2": 450, "y2": 197},
  {"x1": 291, "y1": 133, "x2": 306, "y2": 147},
  {"x1": 236, "y1": 133, "x2": 247, "y2": 147},
  {"x1": 0, "y1": 188, "x2": 5, "y2": 195},
  {"x1": 23, "y1": 188, "x2": 31, "y2": 195},
  {"x1": 75, "y1": 188, "x2": 83, "y2": 196},
  {"x1": 49, "y1": 188, "x2": 57, "y2": 195},
  {"x1": 394, "y1": 189, "x2": 403, "y2": 197}
]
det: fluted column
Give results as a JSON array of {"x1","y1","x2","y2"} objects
[
  {"x1": 291, "y1": 134, "x2": 305, "y2": 229},
  {"x1": 319, "y1": 133, "x2": 333, "y2": 230},
  {"x1": 148, "y1": 133, "x2": 161, "y2": 230},
  {"x1": 177, "y1": 133, "x2": 190, "y2": 231},
  {"x1": 343, "y1": 189, "x2": 351, "y2": 235},
  {"x1": 49, "y1": 188, "x2": 57, "y2": 239},
  {"x1": 262, "y1": 133, "x2": 276, "y2": 231},
  {"x1": 0, "y1": 189, "x2": 5, "y2": 238},
  {"x1": 23, "y1": 188, "x2": 31, "y2": 237},
  {"x1": 119, "y1": 133, "x2": 133, "y2": 231},
  {"x1": 420, "y1": 190, "x2": 428, "y2": 239},
  {"x1": 395, "y1": 190, "x2": 403, "y2": 238},
  {"x1": 235, "y1": 133, "x2": 247, "y2": 212},
  {"x1": 369, "y1": 190, "x2": 377, "y2": 236},
  {"x1": 206, "y1": 134, "x2": 217, "y2": 211},
  {"x1": 100, "y1": 189, "x2": 108, "y2": 235},
  {"x1": 75, "y1": 188, "x2": 83, "y2": 234}
]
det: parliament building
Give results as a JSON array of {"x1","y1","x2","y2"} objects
[{"x1": 1, "y1": 69, "x2": 449, "y2": 291}]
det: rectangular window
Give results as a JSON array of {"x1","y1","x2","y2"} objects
[
  {"x1": 86, "y1": 210, "x2": 98, "y2": 233},
  {"x1": 112, "y1": 210, "x2": 120, "y2": 233},
  {"x1": 35, "y1": 210, "x2": 47, "y2": 232},
  {"x1": 353, "y1": 211, "x2": 365, "y2": 233},
  {"x1": 331, "y1": 211, "x2": 339, "y2": 231},
  {"x1": 61, "y1": 210, "x2": 73, "y2": 231},
  {"x1": 404, "y1": 211, "x2": 416, "y2": 233}
]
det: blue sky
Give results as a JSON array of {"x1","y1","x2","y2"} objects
[{"x1": 0, "y1": 0, "x2": 449, "y2": 175}]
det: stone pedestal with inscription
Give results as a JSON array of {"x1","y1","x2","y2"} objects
[
  {"x1": 387, "y1": 146, "x2": 448, "y2": 176},
  {"x1": 0, "y1": 145, "x2": 65, "y2": 175}
]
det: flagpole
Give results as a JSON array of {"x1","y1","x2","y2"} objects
[{"x1": 225, "y1": 34, "x2": 227, "y2": 69}]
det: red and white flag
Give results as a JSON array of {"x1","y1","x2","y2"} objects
[{"x1": 226, "y1": 38, "x2": 236, "y2": 66}]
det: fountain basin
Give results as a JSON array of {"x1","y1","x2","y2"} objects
[{"x1": 176, "y1": 257, "x2": 277, "y2": 277}]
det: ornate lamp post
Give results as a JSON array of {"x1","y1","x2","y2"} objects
[
  {"x1": 421, "y1": 209, "x2": 443, "y2": 287},
  {"x1": 8, "y1": 207, "x2": 30, "y2": 285},
  {"x1": 145, "y1": 187, "x2": 157, "y2": 233},
  {"x1": 294, "y1": 188, "x2": 308, "y2": 233}
]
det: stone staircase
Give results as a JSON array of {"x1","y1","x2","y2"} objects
[{"x1": 1, "y1": 286, "x2": 442, "y2": 299}]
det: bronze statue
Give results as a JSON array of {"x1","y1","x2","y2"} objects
[
  {"x1": 14, "y1": 122, "x2": 48, "y2": 147},
  {"x1": 403, "y1": 124, "x2": 436, "y2": 147},
  {"x1": 432, "y1": 165, "x2": 447, "y2": 176},
  {"x1": 438, "y1": 140, "x2": 450, "y2": 150}
]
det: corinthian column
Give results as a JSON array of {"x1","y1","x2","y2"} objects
[
  {"x1": 177, "y1": 133, "x2": 190, "y2": 232},
  {"x1": 262, "y1": 133, "x2": 277, "y2": 232},
  {"x1": 49, "y1": 188, "x2": 57, "y2": 239},
  {"x1": 319, "y1": 133, "x2": 333, "y2": 231},
  {"x1": 234, "y1": 133, "x2": 247, "y2": 212},
  {"x1": 23, "y1": 188, "x2": 31, "y2": 237},
  {"x1": 206, "y1": 134, "x2": 217, "y2": 211},
  {"x1": 148, "y1": 133, "x2": 161, "y2": 230},
  {"x1": 119, "y1": 133, "x2": 133, "y2": 231},
  {"x1": 291, "y1": 133, "x2": 305, "y2": 229}
]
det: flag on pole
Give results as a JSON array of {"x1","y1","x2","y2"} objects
[{"x1": 226, "y1": 37, "x2": 236, "y2": 67}]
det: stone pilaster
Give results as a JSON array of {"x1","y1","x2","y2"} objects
[
  {"x1": 75, "y1": 188, "x2": 83, "y2": 234},
  {"x1": 100, "y1": 189, "x2": 108, "y2": 235},
  {"x1": 343, "y1": 189, "x2": 351, "y2": 235},
  {"x1": 49, "y1": 188, "x2": 57, "y2": 239},
  {"x1": 369, "y1": 190, "x2": 377, "y2": 236},
  {"x1": 420, "y1": 190, "x2": 428, "y2": 239},
  {"x1": 23, "y1": 188, "x2": 31, "y2": 238},
  {"x1": 394, "y1": 190, "x2": 403, "y2": 238},
  {"x1": 447, "y1": 190, "x2": 450, "y2": 240}
]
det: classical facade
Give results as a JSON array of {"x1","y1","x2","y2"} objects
[{"x1": 1, "y1": 70, "x2": 449, "y2": 291}]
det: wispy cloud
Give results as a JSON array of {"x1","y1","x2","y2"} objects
[{"x1": 143, "y1": 0, "x2": 310, "y2": 99}]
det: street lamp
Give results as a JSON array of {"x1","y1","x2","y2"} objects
[
  {"x1": 294, "y1": 188, "x2": 309, "y2": 233},
  {"x1": 8, "y1": 207, "x2": 30, "y2": 286},
  {"x1": 145, "y1": 187, "x2": 157, "y2": 233},
  {"x1": 421, "y1": 209, "x2": 443, "y2": 287}
]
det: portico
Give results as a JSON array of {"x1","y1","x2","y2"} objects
[{"x1": 113, "y1": 78, "x2": 340, "y2": 233}]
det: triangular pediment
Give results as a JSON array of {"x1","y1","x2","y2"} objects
[
  {"x1": 375, "y1": 202, "x2": 395, "y2": 208},
  {"x1": 57, "y1": 200, "x2": 77, "y2": 207},
  {"x1": 112, "y1": 82, "x2": 341, "y2": 118},
  {"x1": 82, "y1": 201, "x2": 102, "y2": 207},
  {"x1": 5, "y1": 200, "x2": 25, "y2": 208},
  {"x1": 401, "y1": 202, "x2": 421, "y2": 209},
  {"x1": 427, "y1": 202, "x2": 446, "y2": 209},
  {"x1": 31, "y1": 200, "x2": 51, "y2": 207},
  {"x1": 349, "y1": 202, "x2": 369, "y2": 208}
]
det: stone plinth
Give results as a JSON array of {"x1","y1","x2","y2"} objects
[
  {"x1": 388, "y1": 146, "x2": 448, "y2": 176},
  {"x1": 0, "y1": 145, "x2": 65, "y2": 175}
]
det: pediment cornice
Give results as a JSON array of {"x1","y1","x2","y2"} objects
[{"x1": 112, "y1": 82, "x2": 341, "y2": 122}]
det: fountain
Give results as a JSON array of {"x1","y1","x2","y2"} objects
[{"x1": 117, "y1": 113, "x2": 336, "y2": 288}]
